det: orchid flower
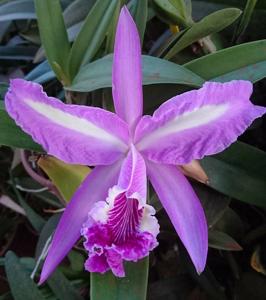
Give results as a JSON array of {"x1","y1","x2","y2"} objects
[{"x1": 5, "y1": 6, "x2": 266, "y2": 283}]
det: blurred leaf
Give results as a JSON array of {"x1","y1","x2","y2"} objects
[
  {"x1": 12, "y1": 181, "x2": 45, "y2": 232},
  {"x1": 68, "y1": 250, "x2": 85, "y2": 273},
  {"x1": 4, "y1": 251, "x2": 46, "y2": 300},
  {"x1": 0, "y1": 292, "x2": 13, "y2": 300},
  {"x1": 105, "y1": 0, "x2": 122, "y2": 53},
  {"x1": 251, "y1": 246, "x2": 266, "y2": 275},
  {"x1": 148, "y1": 275, "x2": 193, "y2": 300},
  {"x1": 38, "y1": 156, "x2": 90, "y2": 202},
  {"x1": 35, "y1": 214, "x2": 61, "y2": 258},
  {"x1": 213, "y1": 60, "x2": 266, "y2": 83},
  {"x1": 25, "y1": 60, "x2": 55, "y2": 83},
  {"x1": 153, "y1": 0, "x2": 192, "y2": 27},
  {"x1": 233, "y1": 0, "x2": 257, "y2": 43},
  {"x1": 47, "y1": 270, "x2": 83, "y2": 300},
  {"x1": 68, "y1": 54, "x2": 204, "y2": 92},
  {"x1": 0, "y1": 194, "x2": 25, "y2": 215},
  {"x1": 192, "y1": 183, "x2": 230, "y2": 228},
  {"x1": 209, "y1": 230, "x2": 242, "y2": 251},
  {"x1": 201, "y1": 142, "x2": 266, "y2": 207},
  {"x1": 34, "y1": 0, "x2": 71, "y2": 83},
  {"x1": 0, "y1": 82, "x2": 8, "y2": 98},
  {"x1": 184, "y1": 39, "x2": 266, "y2": 82},
  {"x1": 215, "y1": 207, "x2": 245, "y2": 240},
  {"x1": 129, "y1": 0, "x2": 148, "y2": 43},
  {"x1": 154, "y1": 29, "x2": 187, "y2": 58},
  {"x1": 0, "y1": 21, "x2": 11, "y2": 42},
  {"x1": 235, "y1": 271, "x2": 266, "y2": 299},
  {"x1": 91, "y1": 257, "x2": 149, "y2": 300},
  {"x1": 0, "y1": 46, "x2": 36, "y2": 61},
  {"x1": 0, "y1": 0, "x2": 36, "y2": 21},
  {"x1": 63, "y1": 0, "x2": 96, "y2": 28},
  {"x1": 67, "y1": 0, "x2": 118, "y2": 80},
  {"x1": 164, "y1": 8, "x2": 241, "y2": 59},
  {"x1": 0, "y1": 101, "x2": 43, "y2": 151}
]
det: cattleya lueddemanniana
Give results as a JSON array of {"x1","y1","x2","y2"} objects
[{"x1": 5, "y1": 6, "x2": 266, "y2": 283}]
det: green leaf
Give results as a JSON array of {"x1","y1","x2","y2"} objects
[
  {"x1": 91, "y1": 257, "x2": 149, "y2": 300},
  {"x1": 47, "y1": 270, "x2": 83, "y2": 300},
  {"x1": 0, "y1": 0, "x2": 36, "y2": 21},
  {"x1": 201, "y1": 142, "x2": 266, "y2": 207},
  {"x1": 213, "y1": 60, "x2": 266, "y2": 83},
  {"x1": 129, "y1": 0, "x2": 148, "y2": 43},
  {"x1": 0, "y1": 101, "x2": 43, "y2": 151},
  {"x1": 192, "y1": 183, "x2": 230, "y2": 228},
  {"x1": 67, "y1": 0, "x2": 119, "y2": 80},
  {"x1": 35, "y1": 214, "x2": 61, "y2": 258},
  {"x1": 153, "y1": 0, "x2": 192, "y2": 27},
  {"x1": 67, "y1": 54, "x2": 204, "y2": 92},
  {"x1": 11, "y1": 180, "x2": 45, "y2": 232},
  {"x1": 34, "y1": 0, "x2": 71, "y2": 83},
  {"x1": 63, "y1": 0, "x2": 96, "y2": 28},
  {"x1": 233, "y1": 0, "x2": 257, "y2": 42},
  {"x1": 38, "y1": 156, "x2": 90, "y2": 202},
  {"x1": 164, "y1": 8, "x2": 242, "y2": 59},
  {"x1": 184, "y1": 39, "x2": 266, "y2": 82},
  {"x1": 209, "y1": 230, "x2": 242, "y2": 251},
  {"x1": 4, "y1": 251, "x2": 46, "y2": 300}
]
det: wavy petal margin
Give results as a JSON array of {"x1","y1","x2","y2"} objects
[
  {"x1": 136, "y1": 81, "x2": 266, "y2": 165},
  {"x1": 5, "y1": 79, "x2": 129, "y2": 165}
]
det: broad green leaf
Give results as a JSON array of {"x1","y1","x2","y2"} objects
[
  {"x1": 0, "y1": 101, "x2": 42, "y2": 151},
  {"x1": 47, "y1": 270, "x2": 83, "y2": 300},
  {"x1": 34, "y1": 0, "x2": 71, "y2": 84},
  {"x1": 213, "y1": 60, "x2": 266, "y2": 83},
  {"x1": 153, "y1": 0, "x2": 192, "y2": 27},
  {"x1": 129, "y1": 0, "x2": 148, "y2": 43},
  {"x1": 201, "y1": 142, "x2": 266, "y2": 207},
  {"x1": 67, "y1": 0, "x2": 118, "y2": 80},
  {"x1": 184, "y1": 39, "x2": 266, "y2": 81},
  {"x1": 38, "y1": 156, "x2": 90, "y2": 202},
  {"x1": 208, "y1": 230, "x2": 242, "y2": 251},
  {"x1": 0, "y1": 0, "x2": 36, "y2": 21},
  {"x1": 91, "y1": 257, "x2": 149, "y2": 300},
  {"x1": 164, "y1": 8, "x2": 242, "y2": 59},
  {"x1": 4, "y1": 251, "x2": 46, "y2": 300},
  {"x1": 233, "y1": 0, "x2": 257, "y2": 42},
  {"x1": 67, "y1": 54, "x2": 204, "y2": 92}
]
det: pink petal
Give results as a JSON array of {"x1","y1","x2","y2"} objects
[
  {"x1": 112, "y1": 6, "x2": 143, "y2": 131},
  {"x1": 118, "y1": 144, "x2": 147, "y2": 202},
  {"x1": 146, "y1": 160, "x2": 208, "y2": 274},
  {"x1": 85, "y1": 253, "x2": 109, "y2": 274},
  {"x1": 5, "y1": 79, "x2": 129, "y2": 165},
  {"x1": 135, "y1": 81, "x2": 266, "y2": 165},
  {"x1": 39, "y1": 161, "x2": 122, "y2": 284}
]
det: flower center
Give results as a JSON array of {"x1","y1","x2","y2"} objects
[{"x1": 107, "y1": 192, "x2": 142, "y2": 244}]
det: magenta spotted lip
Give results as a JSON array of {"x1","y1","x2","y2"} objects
[{"x1": 4, "y1": 6, "x2": 266, "y2": 283}]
